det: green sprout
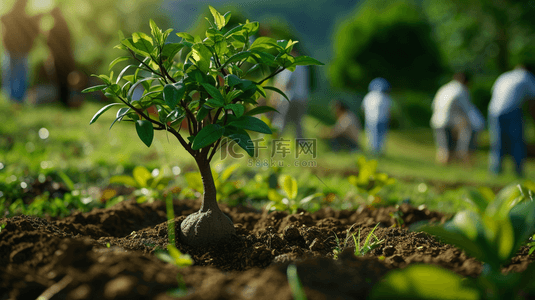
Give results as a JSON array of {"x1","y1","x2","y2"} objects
[
  {"x1": 352, "y1": 223, "x2": 384, "y2": 256},
  {"x1": 371, "y1": 182, "x2": 535, "y2": 300},
  {"x1": 265, "y1": 174, "x2": 323, "y2": 214}
]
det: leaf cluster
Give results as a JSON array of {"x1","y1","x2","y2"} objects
[{"x1": 84, "y1": 6, "x2": 323, "y2": 164}]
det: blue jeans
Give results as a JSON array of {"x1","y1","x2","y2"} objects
[
  {"x1": 366, "y1": 121, "x2": 388, "y2": 154},
  {"x1": 489, "y1": 109, "x2": 526, "y2": 176},
  {"x1": 2, "y1": 53, "x2": 28, "y2": 103}
]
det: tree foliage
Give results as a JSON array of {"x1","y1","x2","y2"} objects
[
  {"x1": 330, "y1": 0, "x2": 444, "y2": 92},
  {"x1": 423, "y1": 0, "x2": 535, "y2": 74}
]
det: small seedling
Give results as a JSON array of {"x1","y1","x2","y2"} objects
[
  {"x1": 371, "y1": 182, "x2": 535, "y2": 300},
  {"x1": 352, "y1": 223, "x2": 384, "y2": 256},
  {"x1": 332, "y1": 223, "x2": 383, "y2": 259},
  {"x1": 84, "y1": 5, "x2": 323, "y2": 247},
  {"x1": 265, "y1": 174, "x2": 323, "y2": 213},
  {"x1": 155, "y1": 244, "x2": 194, "y2": 297},
  {"x1": 109, "y1": 166, "x2": 174, "y2": 203}
]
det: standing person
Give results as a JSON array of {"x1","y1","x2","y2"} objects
[
  {"x1": 45, "y1": 6, "x2": 78, "y2": 107},
  {"x1": 488, "y1": 65, "x2": 535, "y2": 176},
  {"x1": 321, "y1": 99, "x2": 361, "y2": 152},
  {"x1": 361, "y1": 77, "x2": 392, "y2": 155},
  {"x1": 430, "y1": 72, "x2": 474, "y2": 165},
  {"x1": 272, "y1": 51, "x2": 310, "y2": 140},
  {"x1": 1, "y1": 0, "x2": 41, "y2": 105}
]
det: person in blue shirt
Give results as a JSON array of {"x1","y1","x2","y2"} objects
[
  {"x1": 361, "y1": 78, "x2": 392, "y2": 155},
  {"x1": 488, "y1": 64, "x2": 535, "y2": 176}
]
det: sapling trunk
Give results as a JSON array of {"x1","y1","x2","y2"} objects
[{"x1": 180, "y1": 156, "x2": 235, "y2": 247}]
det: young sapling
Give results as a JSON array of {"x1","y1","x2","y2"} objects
[{"x1": 83, "y1": 6, "x2": 323, "y2": 247}]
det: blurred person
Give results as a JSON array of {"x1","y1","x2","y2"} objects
[
  {"x1": 45, "y1": 6, "x2": 80, "y2": 107},
  {"x1": 430, "y1": 72, "x2": 474, "y2": 165},
  {"x1": 467, "y1": 101, "x2": 485, "y2": 154},
  {"x1": 487, "y1": 64, "x2": 535, "y2": 176},
  {"x1": 272, "y1": 51, "x2": 310, "y2": 140},
  {"x1": 1, "y1": 0, "x2": 41, "y2": 105},
  {"x1": 320, "y1": 99, "x2": 361, "y2": 152},
  {"x1": 361, "y1": 77, "x2": 392, "y2": 155}
]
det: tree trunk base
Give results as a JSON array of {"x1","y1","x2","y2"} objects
[{"x1": 180, "y1": 208, "x2": 236, "y2": 247}]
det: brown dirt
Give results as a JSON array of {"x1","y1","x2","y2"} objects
[{"x1": 1, "y1": 199, "x2": 534, "y2": 300}]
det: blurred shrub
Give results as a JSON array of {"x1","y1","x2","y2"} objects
[{"x1": 329, "y1": 0, "x2": 445, "y2": 93}]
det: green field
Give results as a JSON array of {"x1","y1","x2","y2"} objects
[{"x1": 1, "y1": 95, "x2": 533, "y2": 216}]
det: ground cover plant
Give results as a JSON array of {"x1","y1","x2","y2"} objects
[{"x1": 84, "y1": 6, "x2": 323, "y2": 247}]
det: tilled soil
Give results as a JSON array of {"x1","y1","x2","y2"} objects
[{"x1": 1, "y1": 199, "x2": 534, "y2": 300}]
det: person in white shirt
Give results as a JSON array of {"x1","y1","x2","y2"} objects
[
  {"x1": 321, "y1": 99, "x2": 361, "y2": 152},
  {"x1": 430, "y1": 73, "x2": 474, "y2": 165},
  {"x1": 272, "y1": 55, "x2": 310, "y2": 140},
  {"x1": 487, "y1": 65, "x2": 535, "y2": 176},
  {"x1": 361, "y1": 78, "x2": 392, "y2": 155}
]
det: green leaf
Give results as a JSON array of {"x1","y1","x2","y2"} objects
[
  {"x1": 132, "y1": 32, "x2": 154, "y2": 57},
  {"x1": 220, "y1": 51, "x2": 255, "y2": 70},
  {"x1": 464, "y1": 188, "x2": 491, "y2": 214},
  {"x1": 292, "y1": 55, "x2": 324, "y2": 66},
  {"x1": 224, "y1": 127, "x2": 254, "y2": 157},
  {"x1": 225, "y1": 104, "x2": 245, "y2": 118},
  {"x1": 191, "y1": 43, "x2": 212, "y2": 73},
  {"x1": 109, "y1": 56, "x2": 130, "y2": 70},
  {"x1": 149, "y1": 19, "x2": 163, "y2": 45},
  {"x1": 264, "y1": 86, "x2": 290, "y2": 101},
  {"x1": 191, "y1": 124, "x2": 224, "y2": 150},
  {"x1": 196, "y1": 105, "x2": 211, "y2": 121},
  {"x1": 90, "y1": 103, "x2": 122, "y2": 124},
  {"x1": 209, "y1": 5, "x2": 226, "y2": 30},
  {"x1": 201, "y1": 83, "x2": 225, "y2": 105},
  {"x1": 244, "y1": 105, "x2": 278, "y2": 116},
  {"x1": 280, "y1": 175, "x2": 298, "y2": 200},
  {"x1": 110, "y1": 107, "x2": 130, "y2": 130},
  {"x1": 225, "y1": 90, "x2": 243, "y2": 103},
  {"x1": 135, "y1": 120, "x2": 154, "y2": 147},
  {"x1": 228, "y1": 116, "x2": 272, "y2": 134},
  {"x1": 250, "y1": 36, "x2": 280, "y2": 51},
  {"x1": 223, "y1": 24, "x2": 244, "y2": 37},
  {"x1": 250, "y1": 50, "x2": 276, "y2": 66},
  {"x1": 82, "y1": 85, "x2": 107, "y2": 94},
  {"x1": 369, "y1": 265, "x2": 479, "y2": 300},
  {"x1": 133, "y1": 166, "x2": 152, "y2": 187},
  {"x1": 116, "y1": 65, "x2": 135, "y2": 84},
  {"x1": 161, "y1": 43, "x2": 184, "y2": 62},
  {"x1": 109, "y1": 175, "x2": 138, "y2": 188},
  {"x1": 225, "y1": 74, "x2": 243, "y2": 88},
  {"x1": 223, "y1": 11, "x2": 231, "y2": 24},
  {"x1": 167, "y1": 244, "x2": 193, "y2": 267},
  {"x1": 510, "y1": 201, "x2": 535, "y2": 258},
  {"x1": 163, "y1": 83, "x2": 185, "y2": 108}
]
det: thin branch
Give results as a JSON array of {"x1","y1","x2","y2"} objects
[{"x1": 255, "y1": 67, "x2": 286, "y2": 86}]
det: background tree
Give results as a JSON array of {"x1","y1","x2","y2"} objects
[
  {"x1": 329, "y1": 0, "x2": 445, "y2": 93},
  {"x1": 423, "y1": 0, "x2": 535, "y2": 75}
]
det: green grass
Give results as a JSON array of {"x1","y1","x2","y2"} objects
[{"x1": 1, "y1": 94, "x2": 533, "y2": 217}]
